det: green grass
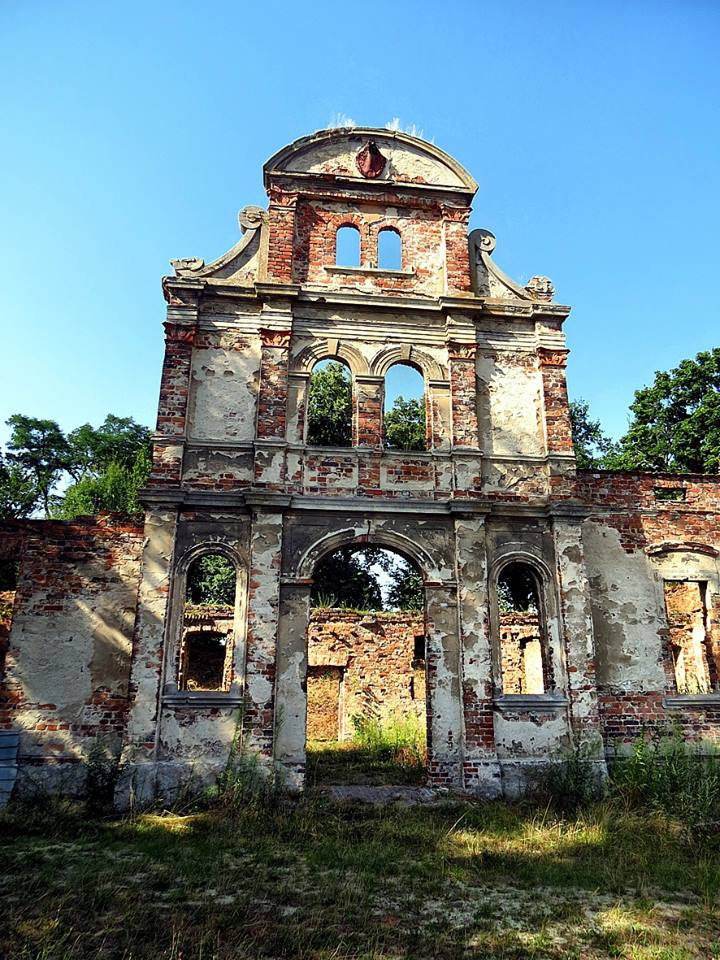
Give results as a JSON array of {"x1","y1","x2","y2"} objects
[
  {"x1": 307, "y1": 713, "x2": 427, "y2": 786},
  {"x1": 2, "y1": 795, "x2": 719, "y2": 959}
]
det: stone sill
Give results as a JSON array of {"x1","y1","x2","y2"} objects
[
  {"x1": 325, "y1": 264, "x2": 415, "y2": 278},
  {"x1": 663, "y1": 695, "x2": 720, "y2": 709},
  {"x1": 494, "y1": 695, "x2": 568, "y2": 713},
  {"x1": 162, "y1": 692, "x2": 245, "y2": 709}
]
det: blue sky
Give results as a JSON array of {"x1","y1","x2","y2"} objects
[{"x1": 1, "y1": 0, "x2": 718, "y2": 447}]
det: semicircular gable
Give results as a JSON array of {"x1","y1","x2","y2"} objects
[{"x1": 264, "y1": 127, "x2": 477, "y2": 194}]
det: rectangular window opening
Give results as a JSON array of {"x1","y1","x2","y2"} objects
[
  {"x1": 663, "y1": 580, "x2": 715, "y2": 694},
  {"x1": 654, "y1": 487, "x2": 686, "y2": 502}
]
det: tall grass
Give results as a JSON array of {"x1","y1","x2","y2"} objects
[{"x1": 611, "y1": 733, "x2": 720, "y2": 844}]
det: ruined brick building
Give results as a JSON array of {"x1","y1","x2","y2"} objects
[{"x1": 1, "y1": 127, "x2": 719, "y2": 803}]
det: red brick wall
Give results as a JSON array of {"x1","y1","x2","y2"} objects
[
  {"x1": 0, "y1": 517, "x2": 144, "y2": 740},
  {"x1": 307, "y1": 609, "x2": 426, "y2": 738}
]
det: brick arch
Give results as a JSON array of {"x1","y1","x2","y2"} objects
[
  {"x1": 291, "y1": 341, "x2": 369, "y2": 377},
  {"x1": 296, "y1": 527, "x2": 442, "y2": 583},
  {"x1": 369, "y1": 345, "x2": 446, "y2": 381}
]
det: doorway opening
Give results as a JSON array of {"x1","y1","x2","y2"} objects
[{"x1": 305, "y1": 544, "x2": 428, "y2": 785}]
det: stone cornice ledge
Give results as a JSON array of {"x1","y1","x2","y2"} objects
[
  {"x1": 663, "y1": 695, "x2": 720, "y2": 709},
  {"x1": 163, "y1": 693, "x2": 247, "y2": 709},
  {"x1": 494, "y1": 695, "x2": 569, "y2": 713}
]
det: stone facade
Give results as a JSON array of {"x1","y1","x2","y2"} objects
[{"x1": 2, "y1": 127, "x2": 719, "y2": 802}]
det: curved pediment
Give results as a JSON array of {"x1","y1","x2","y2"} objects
[{"x1": 264, "y1": 127, "x2": 477, "y2": 195}]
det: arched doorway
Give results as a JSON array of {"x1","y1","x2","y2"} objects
[{"x1": 304, "y1": 543, "x2": 429, "y2": 786}]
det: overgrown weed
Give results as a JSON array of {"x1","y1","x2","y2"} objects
[{"x1": 611, "y1": 732, "x2": 720, "y2": 846}]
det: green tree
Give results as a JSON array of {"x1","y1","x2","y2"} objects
[
  {"x1": 67, "y1": 415, "x2": 152, "y2": 477},
  {"x1": 384, "y1": 396, "x2": 426, "y2": 451},
  {"x1": 608, "y1": 348, "x2": 720, "y2": 473},
  {"x1": 569, "y1": 399, "x2": 617, "y2": 469},
  {"x1": 186, "y1": 555, "x2": 236, "y2": 605},
  {"x1": 386, "y1": 556, "x2": 424, "y2": 611},
  {"x1": 306, "y1": 362, "x2": 352, "y2": 446},
  {"x1": 311, "y1": 547, "x2": 389, "y2": 610},
  {"x1": 5, "y1": 415, "x2": 73, "y2": 517},
  {"x1": 55, "y1": 447, "x2": 152, "y2": 520},
  {"x1": 0, "y1": 453, "x2": 42, "y2": 520}
]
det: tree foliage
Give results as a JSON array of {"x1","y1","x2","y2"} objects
[
  {"x1": 384, "y1": 396, "x2": 426, "y2": 452},
  {"x1": 0, "y1": 452, "x2": 42, "y2": 519},
  {"x1": 569, "y1": 399, "x2": 617, "y2": 469},
  {"x1": 311, "y1": 547, "x2": 423, "y2": 612},
  {"x1": 186, "y1": 555, "x2": 236, "y2": 606},
  {"x1": 5, "y1": 415, "x2": 73, "y2": 517},
  {"x1": 386, "y1": 557, "x2": 424, "y2": 611},
  {"x1": 306, "y1": 362, "x2": 352, "y2": 446},
  {"x1": 0, "y1": 413, "x2": 152, "y2": 519},
  {"x1": 609, "y1": 348, "x2": 720, "y2": 474},
  {"x1": 54, "y1": 449, "x2": 152, "y2": 520}
]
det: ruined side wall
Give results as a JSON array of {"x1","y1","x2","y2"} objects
[
  {"x1": 578, "y1": 472, "x2": 720, "y2": 752},
  {"x1": 0, "y1": 518, "x2": 144, "y2": 790},
  {"x1": 307, "y1": 609, "x2": 426, "y2": 739}
]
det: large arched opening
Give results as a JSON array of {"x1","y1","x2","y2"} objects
[{"x1": 304, "y1": 542, "x2": 429, "y2": 786}]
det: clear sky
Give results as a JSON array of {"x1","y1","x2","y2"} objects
[{"x1": 2, "y1": 0, "x2": 718, "y2": 447}]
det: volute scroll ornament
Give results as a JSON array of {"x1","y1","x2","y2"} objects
[
  {"x1": 470, "y1": 228, "x2": 496, "y2": 258},
  {"x1": 238, "y1": 205, "x2": 268, "y2": 234},
  {"x1": 170, "y1": 257, "x2": 205, "y2": 277}
]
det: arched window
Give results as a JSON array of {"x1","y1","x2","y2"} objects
[
  {"x1": 497, "y1": 562, "x2": 550, "y2": 695},
  {"x1": 335, "y1": 225, "x2": 360, "y2": 267},
  {"x1": 384, "y1": 363, "x2": 427, "y2": 451},
  {"x1": 178, "y1": 552, "x2": 237, "y2": 692},
  {"x1": 306, "y1": 359, "x2": 352, "y2": 446},
  {"x1": 378, "y1": 227, "x2": 402, "y2": 270}
]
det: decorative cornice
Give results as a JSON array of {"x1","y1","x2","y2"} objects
[
  {"x1": 447, "y1": 340, "x2": 476, "y2": 361},
  {"x1": 260, "y1": 328, "x2": 292, "y2": 348},
  {"x1": 163, "y1": 321, "x2": 196, "y2": 345},
  {"x1": 537, "y1": 347, "x2": 569, "y2": 367}
]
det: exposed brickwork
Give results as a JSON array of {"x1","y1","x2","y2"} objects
[
  {"x1": 266, "y1": 188, "x2": 298, "y2": 282},
  {"x1": 0, "y1": 518, "x2": 143, "y2": 741},
  {"x1": 150, "y1": 322, "x2": 196, "y2": 485},
  {"x1": 307, "y1": 609, "x2": 426, "y2": 738},
  {"x1": 538, "y1": 348, "x2": 574, "y2": 456},
  {"x1": 256, "y1": 330, "x2": 291, "y2": 441}
]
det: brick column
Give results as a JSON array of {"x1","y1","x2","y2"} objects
[
  {"x1": 255, "y1": 329, "x2": 291, "y2": 487},
  {"x1": 552, "y1": 515, "x2": 605, "y2": 762},
  {"x1": 442, "y1": 203, "x2": 472, "y2": 295},
  {"x1": 448, "y1": 341, "x2": 480, "y2": 448},
  {"x1": 266, "y1": 188, "x2": 298, "y2": 283},
  {"x1": 245, "y1": 508, "x2": 284, "y2": 757},
  {"x1": 538, "y1": 348, "x2": 574, "y2": 459},
  {"x1": 149, "y1": 321, "x2": 196, "y2": 486},
  {"x1": 354, "y1": 374, "x2": 384, "y2": 447},
  {"x1": 454, "y1": 512, "x2": 502, "y2": 796}
]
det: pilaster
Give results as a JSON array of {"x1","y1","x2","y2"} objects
[
  {"x1": 453, "y1": 512, "x2": 502, "y2": 796},
  {"x1": 245, "y1": 508, "x2": 285, "y2": 756}
]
